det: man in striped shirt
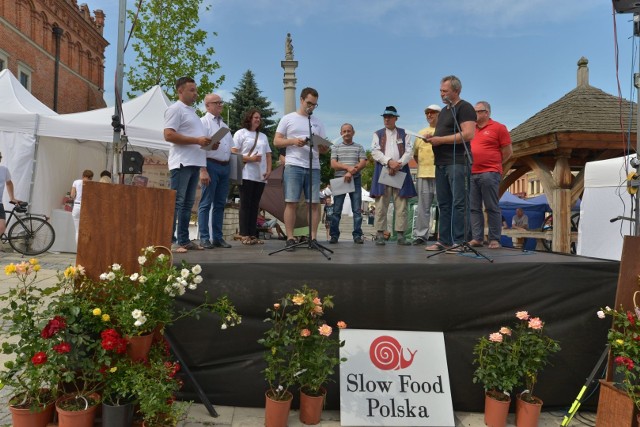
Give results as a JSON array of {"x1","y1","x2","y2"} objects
[{"x1": 329, "y1": 123, "x2": 367, "y2": 244}]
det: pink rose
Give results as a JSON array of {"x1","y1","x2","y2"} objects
[
  {"x1": 313, "y1": 297, "x2": 321, "y2": 305},
  {"x1": 528, "y1": 317, "x2": 543, "y2": 330},
  {"x1": 516, "y1": 311, "x2": 529, "y2": 320},
  {"x1": 489, "y1": 333, "x2": 503, "y2": 343},
  {"x1": 312, "y1": 305, "x2": 323, "y2": 315},
  {"x1": 499, "y1": 327, "x2": 511, "y2": 336},
  {"x1": 337, "y1": 321, "x2": 347, "y2": 329},
  {"x1": 300, "y1": 329, "x2": 311, "y2": 337},
  {"x1": 318, "y1": 324, "x2": 332, "y2": 337}
]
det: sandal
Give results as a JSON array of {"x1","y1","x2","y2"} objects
[
  {"x1": 425, "y1": 242, "x2": 451, "y2": 251},
  {"x1": 250, "y1": 237, "x2": 264, "y2": 245},
  {"x1": 173, "y1": 241, "x2": 204, "y2": 252},
  {"x1": 241, "y1": 237, "x2": 256, "y2": 245},
  {"x1": 488, "y1": 240, "x2": 501, "y2": 249}
]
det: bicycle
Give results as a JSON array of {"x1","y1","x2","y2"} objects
[{"x1": 1, "y1": 201, "x2": 56, "y2": 256}]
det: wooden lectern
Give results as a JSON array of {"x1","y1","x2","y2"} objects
[{"x1": 75, "y1": 181, "x2": 175, "y2": 281}]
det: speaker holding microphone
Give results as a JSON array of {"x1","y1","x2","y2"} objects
[{"x1": 122, "y1": 151, "x2": 143, "y2": 174}]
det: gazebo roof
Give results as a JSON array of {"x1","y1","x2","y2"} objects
[{"x1": 510, "y1": 59, "x2": 637, "y2": 144}]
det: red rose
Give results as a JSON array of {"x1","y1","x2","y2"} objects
[
  {"x1": 41, "y1": 316, "x2": 67, "y2": 338},
  {"x1": 31, "y1": 351, "x2": 47, "y2": 366},
  {"x1": 53, "y1": 342, "x2": 71, "y2": 354},
  {"x1": 628, "y1": 311, "x2": 636, "y2": 325}
]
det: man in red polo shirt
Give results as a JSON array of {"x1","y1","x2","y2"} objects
[{"x1": 468, "y1": 101, "x2": 512, "y2": 249}]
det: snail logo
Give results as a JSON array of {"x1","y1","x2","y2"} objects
[{"x1": 369, "y1": 335, "x2": 417, "y2": 370}]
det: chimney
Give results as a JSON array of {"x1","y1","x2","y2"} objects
[{"x1": 577, "y1": 57, "x2": 589, "y2": 87}]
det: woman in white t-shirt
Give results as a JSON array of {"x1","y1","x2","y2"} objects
[
  {"x1": 70, "y1": 169, "x2": 94, "y2": 243},
  {"x1": 232, "y1": 109, "x2": 272, "y2": 245}
]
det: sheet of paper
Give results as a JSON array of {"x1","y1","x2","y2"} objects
[
  {"x1": 330, "y1": 177, "x2": 356, "y2": 196},
  {"x1": 229, "y1": 152, "x2": 243, "y2": 185},
  {"x1": 378, "y1": 168, "x2": 406, "y2": 189},
  {"x1": 202, "y1": 127, "x2": 230, "y2": 151},
  {"x1": 311, "y1": 134, "x2": 332, "y2": 148}
]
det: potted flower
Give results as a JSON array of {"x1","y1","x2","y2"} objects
[
  {"x1": 599, "y1": 304, "x2": 640, "y2": 410},
  {"x1": 259, "y1": 285, "x2": 347, "y2": 427},
  {"x1": 472, "y1": 324, "x2": 521, "y2": 427},
  {"x1": 1, "y1": 259, "x2": 60, "y2": 427},
  {"x1": 99, "y1": 246, "x2": 241, "y2": 360},
  {"x1": 511, "y1": 311, "x2": 561, "y2": 427}
]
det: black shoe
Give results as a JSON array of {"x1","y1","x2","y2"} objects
[
  {"x1": 212, "y1": 239, "x2": 232, "y2": 248},
  {"x1": 375, "y1": 235, "x2": 385, "y2": 246},
  {"x1": 201, "y1": 240, "x2": 215, "y2": 249},
  {"x1": 412, "y1": 238, "x2": 426, "y2": 246},
  {"x1": 329, "y1": 236, "x2": 338, "y2": 244},
  {"x1": 309, "y1": 239, "x2": 319, "y2": 247},
  {"x1": 354, "y1": 236, "x2": 364, "y2": 244},
  {"x1": 285, "y1": 239, "x2": 296, "y2": 252},
  {"x1": 397, "y1": 236, "x2": 411, "y2": 246}
]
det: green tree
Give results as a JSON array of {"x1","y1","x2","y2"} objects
[
  {"x1": 125, "y1": 0, "x2": 224, "y2": 102},
  {"x1": 360, "y1": 151, "x2": 374, "y2": 190},
  {"x1": 227, "y1": 70, "x2": 277, "y2": 139}
]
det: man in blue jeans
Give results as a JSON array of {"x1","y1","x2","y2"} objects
[
  {"x1": 330, "y1": 123, "x2": 367, "y2": 244},
  {"x1": 198, "y1": 93, "x2": 234, "y2": 249},
  {"x1": 164, "y1": 77, "x2": 210, "y2": 253},
  {"x1": 425, "y1": 75, "x2": 477, "y2": 253}
]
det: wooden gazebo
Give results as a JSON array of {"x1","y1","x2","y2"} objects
[{"x1": 501, "y1": 57, "x2": 636, "y2": 253}]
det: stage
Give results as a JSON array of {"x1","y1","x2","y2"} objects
[{"x1": 169, "y1": 240, "x2": 618, "y2": 412}]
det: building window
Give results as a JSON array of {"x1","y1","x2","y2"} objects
[
  {"x1": 17, "y1": 63, "x2": 32, "y2": 91},
  {"x1": 0, "y1": 50, "x2": 8, "y2": 71}
]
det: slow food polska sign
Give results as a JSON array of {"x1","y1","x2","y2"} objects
[{"x1": 339, "y1": 329, "x2": 454, "y2": 426}]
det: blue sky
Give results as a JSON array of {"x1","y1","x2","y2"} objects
[{"x1": 86, "y1": 0, "x2": 636, "y2": 150}]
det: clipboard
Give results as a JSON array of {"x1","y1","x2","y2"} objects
[
  {"x1": 330, "y1": 177, "x2": 355, "y2": 196},
  {"x1": 378, "y1": 168, "x2": 406, "y2": 189},
  {"x1": 202, "y1": 127, "x2": 230, "y2": 151}
]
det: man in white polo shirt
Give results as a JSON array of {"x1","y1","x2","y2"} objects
[{"x1": 163, "y1": 76, "x2": 210, "y2": 253}]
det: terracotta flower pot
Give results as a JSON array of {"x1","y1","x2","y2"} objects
[
  {"x1": 265, "y1": 390, "x2": 293, "y2": 427},
  {"x1": 515, "y1": 393, "x2": 543, "y2": 427},
  {"x1": 299, "y1": 387, "x2": 326, "y2": 425},
  {"x1": 55, "y1": 392, "x2": 100, "y2": 427},
  {"x1": 9, "y1": 401, "x2": 54, "y2": 427},
  {"x1": 484, "y1": 391, "x2": 511, "y2": 427},
  {"x1": 127, "y1": 332, "x2": 154, "y2": 361}
]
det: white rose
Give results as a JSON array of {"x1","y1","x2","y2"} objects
[
  {"x1": 221, "y1": 323, "x2": 228, "y2": 330},
  {"x1": 597, "y1": 310, "x2": 605, "y2": 319},
  {"x1": 191, "y1": 265, "x2": 202, "y2": 275},
  {"x1": 131, "y1": 309, "x2": 143, "y2": 319},
  {"x1": 112, "y1": 263, "x2": 121, "y2": 271},
  {"x1": 188, "y1": 283, "x2": 197, "y2": 290},
  {"x1": 193, "y1": 275, "x2": 203, "y2": 284},
  {"x1": 130, "y1": 273, "x2": 139, "y2": 281},
  {"x1": 138, "y1": 256, "x2": 147, "y2": 265},
  {"x1": 181, "y1": 268, "x2": 190, "y2": 278},
  {"x1": 106, "y1": 272, "x2": 116, "y2": 281},
  {"x1": 99, "y1": 273, "x2": 108, "y2": 280},
  {"x1": 138, "y1": 275, "x2": 147, "y2": 283}
]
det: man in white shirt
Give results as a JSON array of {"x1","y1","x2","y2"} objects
[
  {"x1": 164, "y1": 77, "x2": 210, "y2": 253},
  {"x1": 198, "y1": 93, "x2": 234, "y2": 248},
  {"x1": 0, "y1": 152, "x2": 17, "y2": 235},
  {"x1": 370, "y1": 106, "x2": 417, "y2": 246},
  {"x1": 274, "y1": 87, "x2": 328, "y2": 251}
]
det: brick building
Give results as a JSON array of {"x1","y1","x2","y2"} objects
[{"x1": 0, "y1": 0, "x2": 108, "y2": 113}]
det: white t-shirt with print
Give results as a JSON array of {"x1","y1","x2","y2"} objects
[
  {"x1": 233, "y1": 129, "x2": 272, "y2": 183},
  {"x1": 275, "y1": 112, "x2": 326, "y2": 170},
  {"x1": 164, "y1": 100, "x2": 207, "y2": 170}
]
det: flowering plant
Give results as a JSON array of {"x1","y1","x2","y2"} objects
[
  {"x1": 599, "y1": 302, "x2": 640, "y2": 410},
  {"x1": 0, "y1": 259, "x2": 62, "y2": 409},
  {"x1": 99, "y1": 246, "x2": 241, "y2": 336},
  {"x1": 472, "y1": 310, "x2": 560, "y2": 402},
  {"x1": 259, "y1": 285, "x2": 346, "y2": 401}
]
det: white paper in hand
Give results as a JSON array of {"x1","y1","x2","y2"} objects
[
  {"x1": 202, "y1": 127, "x2": 230, "y2": 151},
  {"x1": 378, "y1": 168, "x2": 406, "y2": 189},
  {"x1": 330, "y1": 177, "x2": 356, "y2": 196}
]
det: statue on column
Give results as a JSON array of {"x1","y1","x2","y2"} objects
[{"x1": 285, "y1": 33, "x2": 294, "y2": 60}]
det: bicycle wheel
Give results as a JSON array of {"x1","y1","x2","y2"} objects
[{"x1": 8, "y1": 216, "x2": 56, "y2": 256}]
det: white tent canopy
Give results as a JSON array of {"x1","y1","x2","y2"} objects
[
  {"x1": 38, "y1": 85, "x2": 172, "y2": 151},
  {"x1": 0, "y1": 70, "x2": 172, "y2": 216},
  {"x1": 577, "y1": 154, "x2": 636, "y2": 260},
  {"x1": 340, "y1": 187, "x2": 374, "y2": 216}
]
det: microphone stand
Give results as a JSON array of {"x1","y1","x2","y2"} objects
[
  {"x1": 427, "y1": 100, "x2": 492, "y2": 262},
  {"x1": 269, "y1": 110, "x2": 333, "y2": 260}
]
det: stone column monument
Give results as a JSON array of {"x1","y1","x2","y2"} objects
[{"x1": 281, "y1": 33, "x2": 298, "y2": 114}]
